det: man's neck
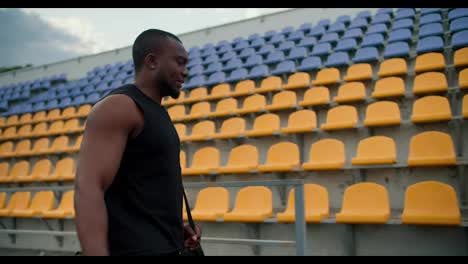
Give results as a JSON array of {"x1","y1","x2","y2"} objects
[{"x1": 134, "y1": 76, "x2": 162, "y2": 104}]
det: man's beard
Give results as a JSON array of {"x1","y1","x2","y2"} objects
[{"x1": 167, "y1": 85, "x2": 181, "y2": 99}]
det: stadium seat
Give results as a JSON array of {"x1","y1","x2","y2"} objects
[
  {"x1": 277, "y1": 184, "x2": 329, "y2": 223},
  {"x1": 452, "y1": 30, "x2": 468, "y2": 49},
  {"x1": 29, "y1": 137, "x2": 50, "y2": 156},
  {"x1": 296, "y1": 56, "x2": 322, "y2": 72},
  {"x1": 60, "y1": 107, "x2": 76, "y2": 120},
  {"x1": 302, "y1": 139, "x2": 345, "y2": 170},
  {"x1": 47, "y1": 121, "x2": 65, "y2": 136},
  {"x1": 236, "y1": 94, "x2": 266, "y2": 115},
  {"x1": 18, "y1": 113, "x2": 32, "y2": 125},
  {"x1": 0, "y1": 192, "x2": 31, "y2": 217},
  {"x1": 324, "y1": 52, "x2": 350, "y2": 67},
  {"x1": 51, "y1": 157, "x2": 75, "y2": 181},
  {"x1": 419, "y1": 23, "x2": 444, "y2": 38},
  {"x1": 401, "y1": 181, "x2": 461, "y2": 226},
  {"x1": 0, "y1": 163, "x2": 9, "y2": 183},
  {"x1": 5, "y1": 115, "x2": 19, "y2": 127},
  {"x1": 190, "y1": 187, "x2": 230, "y2": 221},
  {"x1": 41, "y1": 190, "x2": 75, "y2": 219},
  {"x1": 335, "y1": 183, "x2": 390, "y2": 224},
  {"x1": 454, "y1": 47, "x2": 468, "y2": 67},
  {"x1": 212, "y1": 117, "x2": 246, "y2": 140},
  {"x1": 258, "y1": 142, "x2": 300, "y2": 172},
  {"x1": 353, "y1": 47, "x2": 380, "y2": 63},
  {"x1": 184, "y1": 147, "x2": 220, "y2": 176},
  {"x1": 255, "y1": 76, "x2": 282, "y2": 93},
  {"x1": 310, "y1": 43, "x2": 332, "y2": 56},
  {"x1": 299, "y1": 87, "x2": 330, "y2": 107},
  {"x1": 16, "y1": 159, "x2": 51, "y2": 182},
  {"x1": 413, "y1": 72, "x2": 448, "y2": 94},
  {"x1": 392, "y1": 18, "x2": 414, "y2": 30},
  {"x1": 451, "y1": 17, "x2": 468, "y2": 33},
  {"x1": 364, "y1": 101, "x2": 401, "y2": 127},
  {"x1": 417, "y1": 36, "x2": 444, "y2": 54},
  {"x1": 321, "y1": 105, "x2": 358, "y2": 131},
  {"x1": 367, "y1": 23, "x2": 388, "y2": 35},
  {"x1": 286, "y1": 47, "x2": 307, "y2": 61},
  {"x1": 421, "y1": 8, "x2": 441, "y2": 15},
  {"x1": 352, "y1": 136, "x2": 397, "y2": 165},
  {"x1": 218, "y1": 145, "x2": 259, "y2": 174},
  {"x1": 183, "y1": 87, "x2": 207, "y2": 104},
  {"x1": 11, "y1": 191, "x2": 54, "y2": 218},
  {"x1": 421, "y1": 13, "x2": 442, "y2": 25},
  {"x1": 283, "y1": 72, "x2": 310, "y2": 90},
  {"x1": 186, "y1": 102, "x2": 211, "y2": 120},
  {"x1": 343, "y1": 29, "x2": 363, "y2": 40},
  {"x1": 272, "y1": 60, "x2": 296, "y2": 75},
  {"x1": 174, "y1": 124, "x2": 186, "y2": 141},
  {"x1": 185, "y1": 120, "x2": 215, "y2": 142},
  {"x1": 231, "y1": 80, "x2": 255, "y2": 97},
  {"x1": 0, "y1": 192, "x2": 5, "y2": 209},
  {"x1": 207, "y1": 98, "x2": 238, "y2": 118},
  {"x1": 0, "y1": 142, "x2": 14, "y2": 159},
  {"x1": 372, "y1": 77, "x2": 405, "y2": 98},
  {"x1": 206, "y1": 83, "x2": 231, "y2": 101},
  {"x1": 459, "y1": 68, "x2": 468, "y2": 89},
  {"x1": 167, "y1": 105, "x2": 186, "y2": 121},
  {"x1": 12, "y1": 140, "x2": 31, "y2": 157},
  {"x1": 266, "y1": 91, "x2": 297, "y2": 111},
  {"x1": 388, "y1": 29, "x2": 412, "y2": 43},
  {"x1": 408, "y1": 131, "x2": 456, "y2": 166},
  {"x1": 16, "y1": 125, "x2": 32, "y2": 139},
  {"x1": 377, "y1": 58, "x2": 408, "y2": 77},
  {"x1": 223, "y1": 186, "x2": 273, "y2": 222},
  {"x1": 334, "y1": 82, "x2": 366, "y2": 103},
  {"x1": 312, "y1": 68, "x2": 340, "y2": 86},
  {"x1": 335, "y1": 38, "x2": 358, "y2": 52},
  {"x1": 63, "y1": 119, "x2": 84, "y2": 134},
  {"x1": 344, "y1": 63, "x2": 373, "y2": 81},
  {"x1": 245, "y1": 113, "x2": 280, "y2": 137},
  {"x1": 414, "y1": 53, "x2": 445, "y2": 73},
  {"x1": 448, "y1": 8, "x2": 468, "y2": 21},
  {"x1": 411, "y1": 96, "x2": 451, "y2": 123},
  {"x1": 361, "y1": 34, "x2": 385, "y2": 48},
  {"x1": 65, "y1": 135, "x2": 82, "y2": 153},
  {"x1": 0, "y1": 126, "x2": 17, "y2": 141},
  {"x1": 281, "y1": 110, "x2": 317, "y2": 134},
  {"x1": 384, "y1": 42, "x2": 410, "y2": 58}
]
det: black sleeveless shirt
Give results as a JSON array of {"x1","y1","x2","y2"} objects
[{"x1": 103, "y1": 84, "x2": 183, "y2": 256}]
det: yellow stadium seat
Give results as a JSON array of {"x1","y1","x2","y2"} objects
[
  {"x1": 11, "y1": 191, "x2": 55, "y2": 218},
  {"x1": 282, "y1": 72, "x2": 311, "y2": 90},
  {"x1": 265, "y1": 91, "x2": 297, "y2": 111},
  {"x1": 299, "y1": 87, "x2": 330, "y2": 107},
  {"x1": 312, "y1": 68, "x2": 340, "y2": 86},
  {"x1": 184, "y1": 147, "x2": 220, "y2": 176},
  {"x1": 168, "y1": 105, "x2": 186, "y2": 121},
  {"x1": 411, "y1": 96, "x2": 451, "y2": 123},
  {"x1": 191, "y1": 187, "x2": 230, "y2": 221},
  {"x1": 302, "y1": 139, "x2": 345, "y2": 170},
  {"x1": 46, "y1": 109, "x2": 62, "y2": 121},
  {"x1": 64, "y1": 119, "x2": 84, "y2": 134},
  {"x1": 183, "y1": 87, "x2": 207, "y2": 104},
  {"x1": 212, "y1": 117, "x2": 246, "y2": 139},
  {"x1": 13, "y1": 140, "x2": 32, "y2": 157},
  {"x1": 0, "y1": 127, "x2": 17, "y2": 140},
  {"x1": 207, "y1": 98, "x2": 238, "y2": 118},
  {"x1": 231, "y1": 80, "x2": 255, "y2": 97},
  {"x1": 459, "y1": 68, "x2": 468, "y2": 89},
  {"x1": 18, "y1": 113, "x2": 32, "y2": 125},
  {"x1": 16, "y1": 124, "x2": 32, "y2": 139},
  {"x1": 401, "y1": 181, "x2": 460, "y2": 226},
  {"x1": 277, "y1": 184, "x2": 329, "y2": 223},
  {"x1": 31, "y1": 111, "x2": 46, "y2": 124},
  {"x1": 372, "y1": 77, "x2": 405, "y2": 99},
  {"x1": 364, "y1": 101, "x2": 401, "y2": 127},
  {"x1": 16, "y1": 159, "x2": 51, "y2": 182},
  {"x1": 281, "y1": 110, "x2": 316, "y2": 134},
  {"x1": 321, "y1": 105, "x2": 358, "y2": 131},
  {"x1": 206, "y1": 83, "x2": 231, "y2": 101},
  {"x1": 29, "y1": 138, "x2": 50, "y2": 156},
  {"x1": 408, "y1": 131, "x2": 456, "y2": 166},
  {"x1": 352, "y1": 136, "x2": 397, "y2": 165},
  {"x1": 0, "y1": 141, "x2": 14, "y2": 158},
  {"x1": 0, "y1": 163, "x2": 9, "y2": 183},
  {"x1": 50, "y1": 158, "x2": 75, "y2": 181},
  {"x1": 218, "y1": 145, "x2": 259, "y2": 174},
  {"x1": 174, "y1": 123, "x2": 187, "y2": 142},
  {"x1": 0, "y1": 192, "x2": 31, "y2": 217},
  {"x1": 0, "y1": 192, "x2": 5, "y2": 209},
  {"x1": 413, "y1": 72, "x2": 448, "y2": 94},
  {"x1": 245, "y1": 113, "x2": 280, "y2": 137},
  {"x1": 47, "y1": 120, "x2": 65, "y2": 136},
  {"x1": 46, "y1": 136, "x2": 69, "y2": 154},
  {"x1": 5, "y1": 115, "x2": 19, "y2": 127},
  {"x1": 377, "y1": 58, "x2": 408, "y2": 77},
  {"x1": 185, "y1": 102, "x2": 211, "y2": 121},
  {"x1": 344, "y1": 63, "x2": 373, "y2": 82},
  {"x1": 334, "y1": 82, "x2": 366, "y2": 103},
  {"x1": 1, "y1": 161, "x2": 29, "y2": 183},
  {"x1": 454, "y1": 47, "x2": 468, "y2": 68},
  {"x1": 41, "y1": 190, "x2": 75, "y2": 219},
  {"x1": 65, "y1": 135, "x2": 82, "y2": 153},
  {"x1": 336, "y1": 183, "x2": 390, "y2": 224},
  {"x1": 223, "y1": 186, "x2": 273, "y2": 222},
  {"x1": 185, "y1": 120, "x2": 215, "y2": 142},
  {"x1": 463, "y1": 95, "x2": 468, "y2": 118},
  {"x1": 0, "y1": 117, "x2": 5, "y2": 128},
  {"x1": 235, "y1": 94, "x2": 266, "y2": 115},
  {"x1": 258, "y1": 142, "x2": 300, "y2": 172},
  {"x1": 75, "y1": 104, "x2": 92, "y2": 118},
  {"x1": 60, "y1": 107, "x2": 77, "y2": 120},
  {"x1": 414, "y1": 52, "x2": 446, "y2": 73},
  {"x1": 255, "y1": 76, "x2": 282, "y2": 93},
  {"x1": 31, "y1": 122, "x2": 49, "y2": 137}
]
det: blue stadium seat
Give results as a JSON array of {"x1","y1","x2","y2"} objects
[
  {"x1": 232, "y1": 36, "x2": 245, "y2": 44},
  {"x1": 308, "y1": 26, "x2": 326, "y2": 38},
  {"x1": 325, "y1": 52, "x2": 350, "y2": 67},
  {"x1": 297, "y1": 37, "x2": 317, "y2": 49},
  {"x1": 250, "y1": 38, "x2": 266, "y2": 49},
  {"x1": 417, "y1": 36, "x2": 444, "y2": 54},
  {"x1": 203, "y1": 62, "x2": 223, "y2": 75},
  {"x1": 247, "y1": 65, "x2": 269, "y2": 79},
  {"x1": 420, "y1": 13, "x2": 442, "y2": 25},
  {"x1": 337, "y1": 15, "x2": 351, "y2": 25},
  {"x1": 287, "y1": 47, "x2": 308, "y2": 60},
  {"x1": 421, "y1": 8, "x2": 441, "y2": 15},
  {"x1": 239, "y1": 48, "x2": 256, "y2": 59},
  {"x1": 335, "y1": 38, "x2": 357, "y2": 52},
  {"x1": 216, "y1": 40, "x2": 230, "y2": 48},
  {"x1": 268, "y1": 34, "x2": 286, "y2": 46},
  {"x1": 384, "y1": 42, "x2": 410, "y2": 58},
  {"x1": 317, "y1": 19, "x2": 331, "y2": 28},
  {"x1": 361, "y1": 34, "x2": 385, "y2": 47},
  {"x1": 226, "y1": 68, "x2": 248, "y2": 83},
  {"x1": 264, "y1": 51, "x2": 285, "y2": 65},
  {"x1": 102, "y1": 75, "x2": 113, "y2": 84},
  {"x1": 188, "y1": 50, "x2": 200, "y2": 59},
  {"x1": 287, "y1": 30, "x2": 305, "y2": 42},
  {"x1": 419, "y1": 23, "x2": 444, "y2": 38},
  {"x1": 310, "y1": 43, "x2": 332, "y2": 56},
  {"x1": 216, "y1": 44, "x2": 232, "y2": 55},
  {"x1": 349, "y1": 18, "x2": 368, "y2": 29},
  {"x1": 299, "y1": 22, "x2": 313, "y2": 34},
  {"x1": 109, "y1": 80, "x2": 123, "y2": 89},
  {"x1": 248, "y1": 33, "x2": 260, "y2": 42},
  {"x1": 377, "y1": 8, "x2": 393, "y2": 16},
  {"x1": 204, "y1": 72, "x2": 226, "y2": 86},
  {"x1": 58, "y1": 98, "x2": 72, "y2": 109},
  {"x1": 278, "y1": 41, "x2": 296, "y2": 52},
  {"x1": 0, "y1": 101, "x2": 7, "y2": 112},
  {"x1": 187, "y1": 57, "x2": 202, "y2": 68},
  {"x1": 395, "y1": 8, "x2": 415, "y2": 20},
  {"x1": 450, "y1": 17, "x2": 468, "y2": 33},
  {"x1": 281, "y1": 26, "x2": 295, "y2": 37},
  {"x1": 69, "y1": 87, "x2": 82, "y2": 97},
  {"x1": 388, "y1": 29, "x2": 413, "y2": 43},
  {"x1": 263, "y1": 30, "x2": 277, "y2": 41},
  {"x1": 32, "y1": 101, "x2": 46, "y2": 112},
  {"x1": 327, "y1": 22, "x2": 346, "y2": 34},
  {"x1": 233, "y1": 40, "x2": 249, "y2": 52},
  {"x1": 257, "y1": 44, "x2": 275, "y2": 56},
  {"x1": 84, "y1": 93, "x2": 101, "y2": 104},
  {"x1": 367, "y1": 24, "x2": 388, "y2": 35},
  {"x1": 223, "y1": 58, "x2": 243, "y2": 71},
  {"x1": 202, "y1": 43, "x2": 215, "y2": 51},
  {"x1": 353, "y1": 47, "x2": 379, "y2": 63},
  {"x1": 72, "y1": 95, "x2": 86, "y2": 106},
  {"x1": 392, "y1": 18, "x2": 414, "y2": 30},
  {"x1": 56, "y1": 89, "x2": 69, "y2": 99},
  {"x1": 202, "y1": 54, "x2": 219, "y2": 66},
  {"x1": 319, "y1": 33, "x2": 339, "y2": 44},
  {"x1": 96, "y1": 82, "x2": 109, "y2": 92},
  {"x1": 271, "y1": 60, "x2": 296, "y2": 75},
  {"x1": 243, "y1": 55, "x2": 263, "y2": 68},
  {"x1": 372, "y1": 14, "x2": 391, "y2": 25},
  {"x1": 451, "y1": 30, "x2": 468, "y2": 49},
  {"x1": 183, "y1": 75, "x2": 205, "y2": 90},
  {"x1": 357, "y1": 10, "x2": 372, "y2": 20},
  {"x1": 82, "y1": 85, "x2": 96, "y2": 94},
  {"x1": 297, "y1": 56, "x2": 322, "y2": 72},
  {"x1": 202, "y1": 47, "x2": 215, "y2": 58},
  {"x1": 343, "y1": 28, "x2": 363, "y2": 39},
  {"x1": 448, "y1": 8, "x2": 468, "y2": 21},
  {"x1": 188, "y1": 65, "x2": 204, "y2": 76}
]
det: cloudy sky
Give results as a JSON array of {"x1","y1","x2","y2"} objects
[{"x1": 0, "y1": 8, "x2": 291, "y2": 69}]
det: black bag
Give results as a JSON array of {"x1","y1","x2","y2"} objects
[{"x1": 180, "y1": 189, "x2": 205, "y2": 256}]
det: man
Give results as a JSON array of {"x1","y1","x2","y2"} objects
[{"x1": 75, "y1": 29, "x2": 201, "y2": 256}]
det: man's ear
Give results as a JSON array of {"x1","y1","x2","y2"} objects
[{"x1": 144, "y1": 53, "x2": 158, "y2": 70}]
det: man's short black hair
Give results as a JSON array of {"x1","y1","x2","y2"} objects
[{"x1": 132, "y1": 29, "x2": 182, "y2": 74}]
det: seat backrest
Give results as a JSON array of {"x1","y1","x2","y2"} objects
[
  {"x1": 17, "y1": 125, "x2": 32, "y2": 137},
  {"x1": 345, "y1": 63, "x2": 373, "y2": 81},
  {"x1": 414, "y1": 52, "x2": 445, "y2": 73},
  {"x1": 454, "y1": 47, "x2": 468, "y2": 67},
  {"x1": 341, "y1": 183, "x2": 389, "y2": 213},
  {"x1": 242, "y1": 94, "x2": 266, "y2": 110},
  {"x1": 29, "y1": 191, "x2": 55, "y2": 212},
  {"x1": 64, "y1": 119, "x2": 80, "y2": 131},
  {"x1": 409, "y1": 131, "x2": 455, "y2": 163},
  {"x1": 174, "y1": 124, "x2": 186, "y2": 139},
  {"x1": 10, "y1": 161, "x2": 30, "y2": 178},
  {"x1": 56, "y1": 190, "x2": 74, "y2": 211},
  {"x1": 46, "y1": 109, "x2": 61, "y2": 120},
  {"x1": 259, "y1": 76, "x2": 282, "y2": 90},
  {"x1": 61, "y1": 107, "x2": 76, "y2": 118},
  {"x1": 50, "y1": 136, "x2": 69, "y2": 151},
  {"x1": 31, "y1": 159, "x2": 52, "y2": 177},
  {"x1": 355, "y1": 136, "x2": 396, "y2": 159},
  {"x1": 336, "y1": 82, "x2": 366, "y2": 100},
  {"x1": 188, "y1": 87, "x2": 207, "y2": 101},
  {"x1": 194, "y1": 187, "x2": 229, "y2": 213},
  {"x1": 214, "y1": 98, "x2": 237, "y2": 113},
  {"x1": 54, "y1": 157, "x2": 75, "y2": 177},
  {"x1": 314, "y1": 68, "x2": 340, "y2": 84},
  {"x1": 77, "y1": 105, "x2": 92, "y2": 116},
  {"x1": 32, "y1": 138, "x2": 50, "y2": 152},
  {"x1": 5, "y1": 192, "x2": 31, "y2": 211},
  {"x1": 286, "y1": 110, "x2": 317, "y2": 130},
  {"x1": 325, "y1": 105, "x2": 358, "y2": 124},
  {"x1": 32, "y1": 112, "x2": 47, "y2": 124},
  {"x1": 219, "y1": 117, "x2": 246, "y2": 135},
  {"x1": 191, "y1": 147, "x2": 220, "y2": 169},
  {"x1": 233, "y1": 186, "x2": 272, "y2": 212},
  {"x1": 48, "y1": 121, "x2": 64, "y2": 133},
  {"x1": 32, "y1": 122, "x2": 48, "y2": 135},
  {"x1": 190, "y1": 102, "x2": 210, "y2": 116},
  {"x1": 19, "y1": 113, "x2": 32, "y2": 124},
  {"x1": 377, "y1": 58, "x2": 408, "y2": 77},
  {"x1": 271, "y1": 91, "x2": 297, "y2": 106},
  {"x1": 413, "y1": 72, "x2": 448, "y2": 94},
  {"x1": 251, "y1": 113, "x2": 280, "y2": 131},
  {"x1": 2, "y1": 127, "x2": 17, "y2": 138},
  {"x1": 226, "y1": 144, "x2": 258, "y2": 168},
  {"x1": 365, "y1": 101, "x2": 401, "y2": 123},
  {"x1": 167, "y1": 105, "x2": 186, "y2": 120},
  {"x1": 190, "y1": 120, "x2": 215, "y2": 137},
  {"x1": 0, "y1": 162, "x2": 9, "y2": 178},
  {"x1": 73, "y1": 135, "x2": 83, "y2": 148},
  {"x1": 0, "y1": 192, "x2": 6, "y2": 209},
  {"x1": 15, "y1": 140, "x2": 31, "y2": 153},
  {"x1": 210, "y1": 84, "x2": 231, "y2": 98},
  {"x1": 265, "y1": 142, "x2": 299, "y2": 165},
  {"x1": 234, "y1": 80, "x2": 255, "y2": 94},
  {"x1": 6, "y1": 115, "x2": 18, "y2": 126},
  {"x1": 302, "y1": 87, "x2": 330, "y2": 104},
  {"x1": 0, "y1": 141, "x2": 13, "y2": 154},
  {"x1": 412, "y1": 96, "x2": 451, "y2": 119},
  {"x1": 373, "y1": 77, "x2": 405, "y2": 96},
  {"x1": 286, "y1": 72, "x2": 310, "y2": 85},
  {"x1": 285, "y1": 184, "x2": 329, "y2": 216},
  {"x1": 308, "y1": 139, "x2": 345, "y2": 164}
]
